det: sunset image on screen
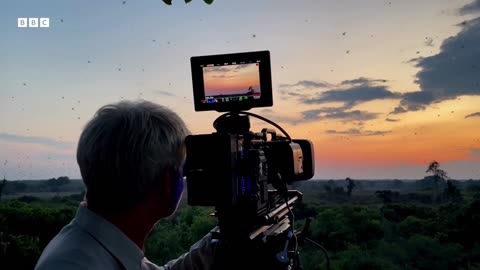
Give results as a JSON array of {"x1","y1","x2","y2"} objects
[{"x1": 203, "y1": 63, "x2": 260, "y2": 97}]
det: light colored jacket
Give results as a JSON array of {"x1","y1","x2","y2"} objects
[{"x1": 34, "y1": 206, "x2": 216, "y2": 270}]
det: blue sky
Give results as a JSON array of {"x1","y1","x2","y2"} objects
[{"x1": 1, "y1": 0, "x2": 480, "y2": 180}]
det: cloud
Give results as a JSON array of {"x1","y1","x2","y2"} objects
[
  {"x1": 155, "y1": 90, "x2": 176, "y2": 97},
  {"x1": 326, "y1": 128, "x2": 391, "y2": 136},
  {"x1": 303, "y1": 109, "x2": 380, "y2": 122},
  {"x1": 465, "y1": 112, "x2": 480, "y2": 118},
  {"x1": 340, "y1": 77, "x2": 388, "y2": 85},
  {"x1": 255, "y1": 107, "x2": 378, "y2": 125},
  {"x1": 324, "y1": 110, "x2": 380, "y2": 121},
  {"x1": 391, "y1": 106, "x2": 407, "y2": 114},
  {"x1": 278, "y1": 77, "x2": 399, "y2": 123},
  {"x1": 279, "y1": 77, "x2": 400, "y2": 115},
  {"x1": 363, "y1": 130, "x2": 392, "y2": 136},
  {"x1": 386, "y1": 118, "x2": 400, "y2": 122},
  {"x1": 460, "y1": 0, "x2": 480, "y2": 14},
  {"x1": 279, "y1": 80, "x2": 332, "y2": 89},
  {"x1": 326, "y1": 129, "x2": 361, "y2": 135},
  {"x1": 235, "y1": 64, "x2": 252, "y2": 70},
  {"x1": 393, "y1": 17, "x2": 480, "y2": 113},
  {"x1": 424, "y1": 37, "x2": 435, "y2": 47},
  {"x1": 286, "y1": 92, "x2": 304, "y2": 97},
  {"x1": 471, "y1": 148, "x2": 480, "y2": 158},
  {"x1": 203, "y1": 67, "x2": 230, "y2": 73},
  {"x1": 212, "y1": 75, "x2": 235, "y2": 78},
  {"x1": 390, "y1": 91, "x2": 435, "y2": 114},
  {"x1": 302, "y1": 85, "x2": 401, "y2": 107},
  {"x1": 0, "y1": 133, "x2": 75, "y2": 150}
]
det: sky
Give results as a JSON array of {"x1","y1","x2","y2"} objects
[
  {"x1": 203, "y1": 64, "x2": 261, "y2": 96},
  {"x1": 1, "y1": 0, "x2": 480, "y2": 180}
]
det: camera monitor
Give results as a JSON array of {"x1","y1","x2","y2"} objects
[{"x1": 190, "y1": 50, "x2": 273, "y2": 112}]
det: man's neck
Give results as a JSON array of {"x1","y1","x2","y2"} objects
[{"x1": 100, "y1": 206, "x2": 157, "y2": 251}]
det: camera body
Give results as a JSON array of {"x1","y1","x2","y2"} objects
[{"x1": 185, "y1": 125, "x2": 314, "y2": 209}]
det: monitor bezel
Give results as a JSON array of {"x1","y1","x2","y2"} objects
[{"x1": 190, "y1": 50, "x2": 273, "y2": 112}]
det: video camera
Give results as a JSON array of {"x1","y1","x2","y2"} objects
[{"x1": 185, "y1": 50, "x2": 315, "y2": 270}]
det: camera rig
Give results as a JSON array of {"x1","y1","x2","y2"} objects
[
  {"x1": 184, "y1": 111, "x2": 314, "y2": 270},
  {"x1": 185, "y1": 50, "x2": 317, "y2": 269}
]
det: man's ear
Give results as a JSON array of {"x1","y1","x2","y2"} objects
[
  {"x1": 166, "y1": 167, "x2": 184, "y2": 212},
  {"x1": 152, "y1": 169, "x2": 176, "y2": 219},
  {"x1": 81, "y1": 189, "x2": 88, "y2": 207}
]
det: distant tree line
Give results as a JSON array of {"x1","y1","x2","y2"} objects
[{"x1": 0, "y1": 177, "x2": 84, "y2": 198}]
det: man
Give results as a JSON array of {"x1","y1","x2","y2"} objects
[{"x1": 35, "y1": 100, "x2": 217, "y2": 270}]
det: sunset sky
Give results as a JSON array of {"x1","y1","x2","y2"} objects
[
  {"x1": 203, "y1": 64, "x2": 261, "y2": 96},
  {"x1": 1, "y1": 0, "x2": 480, "y2": 180}
]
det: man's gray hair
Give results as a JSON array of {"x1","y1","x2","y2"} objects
[{"x1": 77, "y1": 100, "x2": 190, "y2": 213}]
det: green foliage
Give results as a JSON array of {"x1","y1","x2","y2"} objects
[
  {"x1": 398, "y1": 216, "x2": 426, "y2": 238},
  {"x1": 380, "y1": 204, "x2": 434, "y2": 223},
  {"x1": 375, "y1": 190, "x2": 400, "y2": 204},
  {"x1": 293, "y1": 199, "x2": 317, "y2": 220},
  {"x1": 0, "y1": 200, "x2": 76, "y2": 269},
  {"x1": 404, "y1": 235, "x2": 464, "y2": 270},
  {"x1": 310, "y1": 206, "x2": 383, "y2": 251},
  {"x1": 333, "y1": 244, "x2": 401, "y2": 270},
  {"x1": 145, "y1": 206, "x2": 216, "y2": 265},
  {"x1": 0, "y1": 233, "x2": 41, "y2": 270},
  {"x1": 443, "y1": 180, "x2": 463, "y2": 203},
  {"x1": 299, "y1": 200, "x2": 480, "y2": 269},
  {"x1": 2, "y1": 184, "x2": 480, "y2": 270}
]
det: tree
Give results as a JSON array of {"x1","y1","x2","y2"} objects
[
  {"x1": 345, "y1": 177, "x2": 355, "y2": 196},
  {"x1": 375, "y1": 190, "x2": 398, "y2": 204},
  {"x1": 392, "y1": 179, "x2": 403, "y2": 189},
  {"x1": 333, "y1": 186, "x2": 346, "y2": 196},
  {"x1": 323, "y1": 180, "x2": 335, "y2": 194},
  {"x1": 47, "y1": 177, "x2": 69, "y2": 195},
  {"x1": 426, "y1": 161, "x2": 448, "y2": 183},
  {"x1": 444, "y1": 180, "x2": 463, "y2": 203},
  {"x1": 0, "y1": 177, "x2": 6, "y2": 201}
]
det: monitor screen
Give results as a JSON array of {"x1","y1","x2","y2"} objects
[{"x1": 190, "y1": 50, "x2": 272, "y2": 112}]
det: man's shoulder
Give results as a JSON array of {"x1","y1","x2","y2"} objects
[{"x1": 35, "y1": 222, "x2": 121, "y2": 270}]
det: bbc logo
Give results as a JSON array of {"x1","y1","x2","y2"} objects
[{"x1": 18, "y1": 18, "x2": 50, "y2": 28}]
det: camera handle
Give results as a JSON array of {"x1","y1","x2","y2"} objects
[
  {"x1": 213, "y1": 111, "x2": 250, "y2": 134},
  {"x1": 276, "y1": 230, "x2": 293, "y2": 264},
  {"x1": 213, "y1": 111, "x2": 293, "y2": 142}
]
